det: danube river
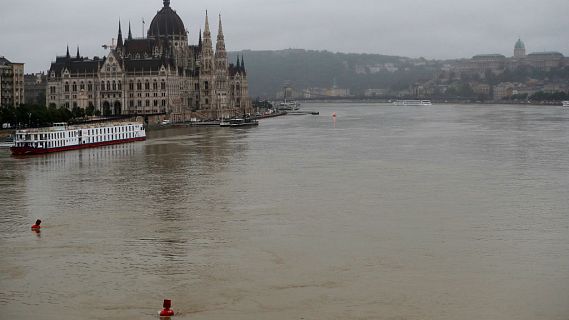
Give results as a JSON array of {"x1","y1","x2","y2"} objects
[{"x1": 1, "y1": 103, "x2": 568, "y2": 319}]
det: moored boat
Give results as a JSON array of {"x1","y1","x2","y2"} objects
[
  {"x1": 393, "y1": 100, "x2": 432, "y2": 106},
  {"x1": 563, "y1": 101, "x2": 569, "y2": 107},
  {"x1": 10, "y1": 121, "x2": 146, "y2": 156},
  {"x1": 220, "y1": 118, "x2": 259, "y2": 127}
]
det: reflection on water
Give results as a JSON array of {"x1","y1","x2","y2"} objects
[{"x1": 1, "y1": 104, "x2": 569, "y2": 319}]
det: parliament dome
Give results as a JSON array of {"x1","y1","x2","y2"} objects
[{"x1": 148, "y1": 0, "x2": 186, "y2": 37}]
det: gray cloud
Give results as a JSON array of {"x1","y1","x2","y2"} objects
[{"x1": 1, "y1": 0, "x2": 568, "y2": 73}]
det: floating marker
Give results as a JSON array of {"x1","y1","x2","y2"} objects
[
  {"x1": 159, "y1": 299, "x2": 174, "y2": 317},
  {"x1": 31, "y1": 219, "x2": 41, "y2": 230}
]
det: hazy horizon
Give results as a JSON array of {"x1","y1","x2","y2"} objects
[{"x1": 1, "y1": 0, "x2": 568, "y2": 73}]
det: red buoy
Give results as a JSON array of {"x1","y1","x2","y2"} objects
[
  {"x1": 159, "y1": 299, "x2": 174, "y2": 317},
  {"x1": 31, "y1": 219, "x2": 42, "y2": 230}
]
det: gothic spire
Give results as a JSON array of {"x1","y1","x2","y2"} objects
[
  {"x1": 216, "y1": 14, "x2": 226, "y2": 54},
  {"x1": 163, "y1": 0, "x2": 170, "y2": 8},
  {"x1": 76, "y1": 46, "x2": 80, "y2": 59},
  {"x1": 66, "y1": 45, "x2": 70, "y2": 58},
  {"x1": 204, "y1": 10, "x2": 210, "y2": 36},
  {"x1": 198, "y1": 29, "x2": 202, "y2": 47},
  {"x1": 236, "y1": 56, "x2": 241, "y2": 69},
  {"x1": 117, "y1": 20, "x2": 123, "y2": 48},
  {"x1": 218, "y1": 14, "x2": 224, "y2": 38},
  {"x1": 241, "y1": 55, "x2": 245, "y2": 71},
  {"x1": 128, "y1": 21, "x2": 133, "y2": 40}
]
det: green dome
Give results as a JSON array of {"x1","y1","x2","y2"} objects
[{"x1": 515, "y1": 38, "x2": 525, "y2": 50}]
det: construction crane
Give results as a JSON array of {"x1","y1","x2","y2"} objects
[{"x1": 102, "y1": 38, "x2": 116, "y2": 51}]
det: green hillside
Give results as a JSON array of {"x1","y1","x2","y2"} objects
[{"x1": 229, "y1": 49, "x2": 442, "y2": 98}]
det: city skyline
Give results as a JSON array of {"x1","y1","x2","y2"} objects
[{"x1": 1, "y1": 0, "x2": 568, "y2": 73}]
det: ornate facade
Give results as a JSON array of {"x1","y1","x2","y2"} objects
[{"x1": 46, "y1": 0, "x2": 251, "y2": 121}]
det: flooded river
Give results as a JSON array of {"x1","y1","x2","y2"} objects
[{"x1": 1, "y1": 103, "x2": 568, "y2": 319}]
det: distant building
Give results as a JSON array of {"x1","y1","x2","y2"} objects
[
  {"x1": 364, "y1": 88, "x2": 389, "y2": 97},
  {"x1": 46, "y1": 0, "x2": 251, "y2": 121},
  {"x1": 494, "y1": 82, "x2": 516, "y2": 100},
  {"x1": 304, "y1": 87, "x2": 350, "y2": 98},
  {"x1": 471, "y1": 83, "x2": 491, "y2": 97},
  {"x1": 453, "y1": 39, "x2": 567, "y2": 77},
  {"x1": 24, "y1": 73, "x2": 47, "y2": 105},
  {"x1": 514, "y1": 38, "x2": 526, "y2": 58},
  {"x1": 0, "y1": 56, "x2": 25, "y2": 107},
  {"x1": 526, "y1": 52, "x2": 565, "y2": 71}
]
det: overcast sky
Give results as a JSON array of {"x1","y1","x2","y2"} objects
[{"x1": 1, "y1": 0, "x2": 568, "y2": 73}]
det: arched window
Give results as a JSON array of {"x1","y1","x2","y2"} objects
[
  {"x1": 64, "y1": 82, "x2": 69, "y2": 92},
  {"x1": 137, "y1": 81, "x2": 142, "y2": 91},
  {"x1": 153, "y1": 80, "x2": 158, "y2": 90},
  {"x1": 87, "y1": 82, "x2": 93, "y2": 91},
  {"x1": 80, "y1": 82, "x2": 85, "y2": 90},
  {"x1": 101, "y1": 81, "x2": 105, "y2": 91},
  {"x1": 112, "y1": 81, "x2": 117, "y2": 91},
  {"x1": 129, "y1": 81, "x2": 134, "y2": 91},
  {"x1": 161, "y1": 80, "x2": 166, "y2": 90},
  {"x1": 145, "y1": 81, "x2": 150, "y2": 90},
  {"x1": 118, "y1": 81, "x2": 122, "y2": 90},
  {"x1": 106, "y1": 81, "x2": 111, "y2": 91}
]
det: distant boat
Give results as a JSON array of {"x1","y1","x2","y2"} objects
[
  {"x1": 220, "y1": 118, "x2": 259, "y2": 127},
  {"x1": 393, "y1": 100, "x2": 432, "y2": 106},
  {"x1": 563, "y1": 101, "x2": 569, "y2": 107},
  {"x1": 279, "y1": 100, "x2": 301, "y2": 110}
]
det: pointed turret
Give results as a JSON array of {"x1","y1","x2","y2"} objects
[
  {"x1": 241, "y1": 55, "x2": 245, "y2": 72},
  {"x1": 117, "y1": 20, "x2": 123, "y2": 48},
  {"x1": 128, "y1": 21, "x2": 133, "y2": 40},
  {"x1": 198, "y1": 29, "x2": 202, "y2": 48},
  {"x1": 66, "y1": 45, "x2": 70, "y2": 59},
  {"x1": 236, "y1": 56, "x2": 241, "y2": 69},
  {"x1": 218, "y1": 14, "x2": 224, "y2": 38},
  {"x1": 201, "y1": 11, "x2": 214, "y2": 67},
  {"x1": 215, "y1": 14, "x2": 227, "y2": 56},
  {"x1": 76, "y1": 46, "x2": 80, "y2": 59},
  {"x1": 204, "y1": 10, "x2": 211, "y2": 37}
]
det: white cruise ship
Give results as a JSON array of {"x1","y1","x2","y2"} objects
[{"x1": 11, "y1": 121, "x2": 145, "y2": 156}]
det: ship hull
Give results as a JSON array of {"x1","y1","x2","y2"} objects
[{"x1": 10, "y1": 137, "x2": 146, "y2": 156}]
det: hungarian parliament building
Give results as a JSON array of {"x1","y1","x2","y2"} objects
[{"x1": 46, "y1": 0, "x2": 252, "y2": 121}]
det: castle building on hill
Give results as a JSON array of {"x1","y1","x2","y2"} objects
[
  {"x1": 46, "y1": 0, "x2": 251, "y2": 121},
  {"x1": 453, "y1": 38, "x2": 568, "y2": 76}
]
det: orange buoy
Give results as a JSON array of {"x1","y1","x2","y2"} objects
[{"x1": 159, "y1": 299, "x2": 174, "y2": 317}]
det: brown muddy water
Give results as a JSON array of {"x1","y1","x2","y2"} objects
[{"x1": 1, "y1": 103, "x2": 568, "y2": 319}]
